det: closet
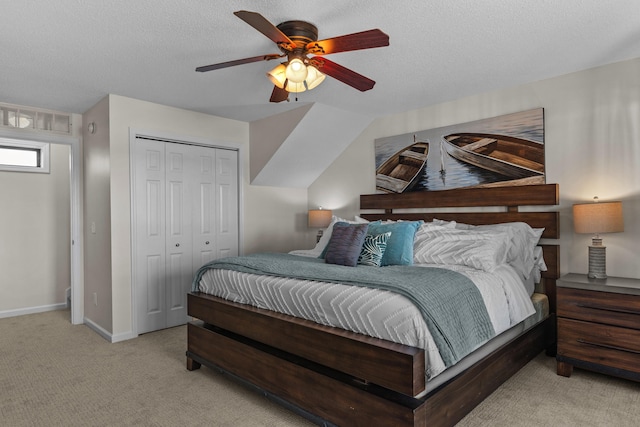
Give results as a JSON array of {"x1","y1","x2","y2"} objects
[{"x1": 132, "y1": 137, "x2": 238, "y2": 334}]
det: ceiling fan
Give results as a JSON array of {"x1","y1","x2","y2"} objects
[{"x1": 196, "y1": 10, "x2": 389, "y2": 103}]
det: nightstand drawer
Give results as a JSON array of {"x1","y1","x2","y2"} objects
[
  {"x1": 558, "y1": 318, "x2": 640, "y2": 374},
  {"x1": 557, "y1": 287, "x2": 640, "y2": 330}
]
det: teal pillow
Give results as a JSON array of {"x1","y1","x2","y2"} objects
[
  {"x1": 358, "y1": 232, "x2": 391, "y2": 267},
  {"x1": 325, "y1": 223, "x2": 369, "y2": 267},
  {"x1": 366, "y1": 221, "x2": 422, "y2": 266}
]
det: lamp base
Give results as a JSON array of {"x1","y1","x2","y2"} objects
[
  {"x1": 316, "y1": 229, "x2": 323, "y2": 243},
  {"x1": 587, "y1": 245, "x2": 607, "y2": 279}
]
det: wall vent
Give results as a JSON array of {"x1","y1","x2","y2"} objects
[{"x1": 0, "y1": 102, "x2": 71, "y2": 134}]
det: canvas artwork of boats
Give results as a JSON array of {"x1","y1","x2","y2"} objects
[
  {"x1": 376, "y1": 138, "x2": 429, "y2": 193},
  {"x1": 442, "y1": 133, "x2": 544, "y2": 183}
]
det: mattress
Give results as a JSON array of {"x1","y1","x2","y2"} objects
[{"x1": 196, "y1": 257, "x2": 537, "y2": 381}]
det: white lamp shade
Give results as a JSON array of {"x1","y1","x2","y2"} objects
[
  {"x1": 285, "y1": 58, "x2": 308, "y2": 83},
  {"x1": 573, "y1": 201, "x2": 624, "y2": 234},
  {"x1": 266, "y1": 64, "x2": 287, "y2": 89},
  {"x1": 267, "y1": 61, "x2": 325, "y2": 93},
  {"x1": 308, "y1": 209, "x2": 332, "y2": 228},
  {"x1": 285, "y1": 81, "x2": 307, "y2": 93},
  {"x1": 305, "y1": 65, "x2": 325, "y2": 90}
]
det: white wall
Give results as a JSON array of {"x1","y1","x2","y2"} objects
[
  {"x1": 309, "y1": 57, "x2": 640, "y2": 280},
  {"x1": 0, "y1": 140, "x2": 70, "y2": 315},
  {"x1": 84, "y1": 95, "x2": 309, "y2": 338},
  {"x1": 83, "y1": 96, "x2": 113, "y2": 331}
]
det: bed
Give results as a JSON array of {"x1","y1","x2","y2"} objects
[{"x1": 186, "y1": 183, "x2": 560, "y2": 427}]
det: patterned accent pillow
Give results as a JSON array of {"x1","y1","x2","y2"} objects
[
  {"x1": 366, "y1": 220, "x2": 422, "y2": 266},
  {"x1": 358, "y1": 232, "x2": 392, "y2": 267},
  {"x1": 324, "y1": 223, "x2": 369, "y2": 267}
]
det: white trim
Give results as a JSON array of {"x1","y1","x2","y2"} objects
[
  {"x1": 111, "y1": 330, "x2": 138, "y2": 343},
  {"x1": 83, "y1": 317, "x2": 112, "y2": 342},
  {"x1": 84, "y1": 316, "x2": 138, "y2": 343},
  {"x1": 128, "y1": 128, "x2": 243, "y2": 335},
  {"x1": 0, "y1": 303, "x2": 67, "y2": 319},
  {"x1": 130, "y1": 128, "x2": 242, "y2": 151},
  {"x1": 0, "y1": 137, "x2": 50, "y2": 173},
  {"x1": 0, "y1": 128, "x2": 84, "y2": 325}
]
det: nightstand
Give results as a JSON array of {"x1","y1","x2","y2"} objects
[{"x1": 556, "y1": 273, "x2": 640, "y2": 382}]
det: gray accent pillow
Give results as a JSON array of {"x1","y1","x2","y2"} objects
[{"x1": 325, "y1": 222, "x2": 369, "y2": 267}]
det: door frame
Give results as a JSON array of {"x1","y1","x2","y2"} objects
[
  {"x1": 0, "y1": 128, "x2": 83, "y2": 324},
  {"x1": 129, "y1": 128, "x2": 243, "y2": 336}
]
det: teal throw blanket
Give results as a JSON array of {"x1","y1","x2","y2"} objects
[{"x1": 192, "y1": 253, "x2": 495, "y2": 367}]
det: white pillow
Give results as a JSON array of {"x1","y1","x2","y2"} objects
[
  {"x1": 473, "y1": 223, "x2": 543, "y2": 280},
  {"x1": 432, "y1": 218, "x2": 472, "y2": 230},
  {"x1": 413, "y1": 226, "x2": 510, "y2": 272},
  {"x1": 429, "y1": 219, "x2": 458, "y2": 229},
  {"x1": 531, "y1": 246, "x2": 548, "y2": 282},
  {"x1": 522, "y1": 246, "x2": 548, "y2": 295},
  {"x1": 434, "y1": 219, "x2": 544, "y2": 280}
]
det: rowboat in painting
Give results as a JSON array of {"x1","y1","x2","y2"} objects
[
  {"x1": 376, "y1": 138, "x2": 429, "y2": 193},
  {"x1": 442, "y1": 133, "x2": 544, "y2": 179}
]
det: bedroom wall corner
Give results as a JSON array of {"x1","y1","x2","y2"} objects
[{"x1": 82, "y1": 95, "x2": 113, "y2": 334}]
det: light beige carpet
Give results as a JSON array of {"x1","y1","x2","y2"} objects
[
  {"x1": 1, "y1": 309, "x2": 638, "y2": 426},
  {"x1": 457, "y1": 348, "x2": 640, "y2": 427}
]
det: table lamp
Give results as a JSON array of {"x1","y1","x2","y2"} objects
[
  {"x1": 308, "y1": 208, "x2": 332, "y2": 242},
  {"x1": 573, "y1": 197, "x2": 624, "y2": 279}
]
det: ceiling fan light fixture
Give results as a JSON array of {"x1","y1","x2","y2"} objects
[
  {"x1": 197, "y1": 11, "x2": 389, "y2": 102},
  {"x1": 304, "y1": 65, "x2": 325, "y2": 90},
  {"x1": 266, "y1": 64, "x2": 287, "y2": 88},
  {"x1": 285, "y1": 58, "x2": 308, "y2": 83}
]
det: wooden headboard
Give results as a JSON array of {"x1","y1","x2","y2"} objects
[{"x1": 360, "y1": 183, "x2": 560, "y2": 312}]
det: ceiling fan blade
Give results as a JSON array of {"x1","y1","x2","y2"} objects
[
  {"x1": 269, "y1": 85, "x2": 289, "y2": 103},
  {"x1": 234, "y1": 10, "x2": 296, "y2": 51},
  {"x1": 309, "y1": 57, "x2": 375, "y2": 92},
  {"x1": 306, "y1": 29, "x2": 389, "y2": 55},
  {"x1": 196, "y1": 54, "x2": 281, "y2": 72}
]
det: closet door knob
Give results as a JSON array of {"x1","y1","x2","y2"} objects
[
  {"x1": 175, "y1": 243, "x2": 180, "y2": 247},
  {"x1": 205, "y1": 241, "x2": 210, "y2": 245}
]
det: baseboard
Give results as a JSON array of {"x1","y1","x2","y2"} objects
[
  {"x1": 83, "y1": 317, "x2": 112, "y2": 341},
  {"x1": 111, "y1": 330, "x2": 138, "y2": 343},
  {"x1": 83, "y1": 317, "x2": 137, "y2": 343},
  {"x1": 0, "y1": 303, "x2": 67, "y2": 319}
]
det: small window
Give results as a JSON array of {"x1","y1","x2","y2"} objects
[{"x1": 0, "y1": 137, "x2": 50, "y2": 173}]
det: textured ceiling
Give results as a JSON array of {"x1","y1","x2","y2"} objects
[{"x1": 2, "y1": 1, "x2": 640, "y2": 122}]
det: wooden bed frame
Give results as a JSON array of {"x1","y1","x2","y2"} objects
[{"x1": 186, "y1": 183, "x2": 560, "y2": 427}]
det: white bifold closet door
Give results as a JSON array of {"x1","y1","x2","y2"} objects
[{"x1": 133, "y1": 138, "x2": 238, "y2": 334}]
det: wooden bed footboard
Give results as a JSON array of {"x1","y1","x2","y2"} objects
[
  {"x1": 186, "y1": 318, "x2": 428, "y2": 426},
  {"x1": 187, "y1": 184, "x2": 560, "y2": 426},
  {"x1": 188, "y1": 292, "x2": 425, "y2": 396},
  {"x1": 186, "y1": 294, "x2": 555, "y2": 427}
]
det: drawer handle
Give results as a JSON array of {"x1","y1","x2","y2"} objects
[
  {"x1": 576, "y1": 303, "x2": 640, "y2": 316},
  {"x1": 577, "y1": 339, "x2": 640, "y2": 355}
]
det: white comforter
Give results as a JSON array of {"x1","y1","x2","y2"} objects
[{"x1": 197, "y1": 260, "x2": 535, "y2": 380}]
